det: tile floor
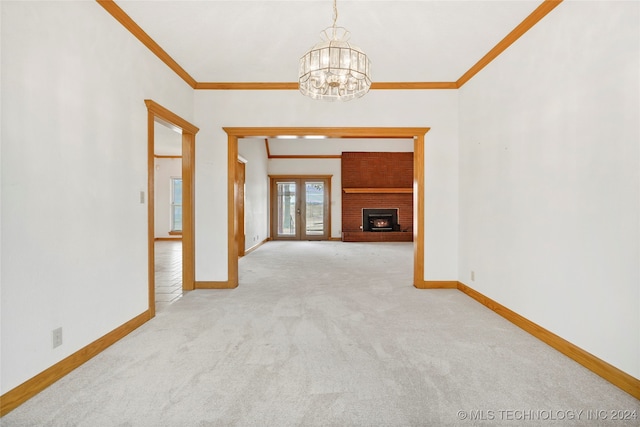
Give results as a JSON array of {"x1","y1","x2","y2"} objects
[{"x1": 154, "y1": 240, "x2": 183, "y2": 311}]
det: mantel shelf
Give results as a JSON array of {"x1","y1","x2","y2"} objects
[{"x1": 343, "y1": 187, "x2": 413, "y2": 194}]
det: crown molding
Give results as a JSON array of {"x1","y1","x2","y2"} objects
[
  {"x1": 99, "y1": 0, "x2": 563, "y2": 91},
  {"x1": 457, "y1": 0, "x2": 563, "y2": 88},
  {"x1": 97, "y1": 0, "x2": 197, "y2": 88}
]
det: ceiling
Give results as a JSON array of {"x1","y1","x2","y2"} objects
[
  {"x1": 141, "y1": 1, "x2": 553, "y2": 156},
  {"x1": 114, "y1": 0, "x2": 545, "y2": 84}
]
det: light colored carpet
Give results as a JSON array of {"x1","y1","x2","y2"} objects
[{"x1": 3, "y1": 241, "x2": 638, "y2": 426}]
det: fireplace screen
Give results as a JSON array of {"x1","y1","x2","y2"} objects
[{"x1": 362, "y1": 208, "x2": 399, "y2": 232}]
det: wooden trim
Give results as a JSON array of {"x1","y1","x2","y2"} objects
[
  {"x1": 371, "y1": 82, "x2": 458, "y2": 90},
  {"x1": 236, "y1": 160, "x2": 246, "y2": 257},
  {"x1": 195, "y1": 281, "x2": 233, "y2": 289},
  {"x1": 227, "y1": 133, "x2": 239, "y2": 288},
  {"x1": 195, "y1": 82, "x2": 298, "y2": 90},
  {"x1": 456, "y1": 281, "x2": 640, "y2": 400},
  {"x1": 194, "y1": 82, "x2": 458, "y2": 90},
  {"x1": 225, "y1": 127, "x2": 430, "y2": 139},
  {"x1": 146, "y1": 100, "x2": 199, "y2": 305},
  {"x1": 226, "y1": 127, "x2": 428, "y2": 287},
  {"x1": 0, "y1": 311, "x2": 150, "y2": 416},
  {"x1": 181, "y1": 132, "x2": 195, "y2": 291},
  {"x1": 245, "y1": 238, "x2": 268, "y2": 255},
  {"x1": 456, "y1": 0, "x2": 563, "y2": 87},
  {"x1": 144, "y1": 100, "x2": 199, "y2": 135},
  {"x1": 155, "y1": 237, "x2": 181, "y2": 241},
  {"x1": 343, "y1": 188, "x2": 412, "y2": 194},
  {"x1": 168, "y1": 230, "x2": 182, "y2": 236},
  {"x1": 155, "y1": 155, "x2": 182, "y2": 159},
  {"x1": 96, "y1": 1, "x2": 197, "y2": 88},
  {"x1": 146, "y1": 107, "x2": 156, "y2": 318},
  {"x1": 416, "y1": 280, "x2": 458, "y2": 289},
  {"x1": 269, "y1": 155, "x2": 342, "y2": 160},
  {"x1": 264, "y1": 139, "x2": 271, "y2": 157},
  {"x1": 413, "y1": 134, "x2": 425, "y2": 287}
]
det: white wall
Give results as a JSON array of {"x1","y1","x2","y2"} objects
[
  {"x1": 0, "y1": 1, "x2": 194, "y2": 394},
  {"x1": 458, "y1": 1, "x2": 639, "y2": 378},
  {"x1": 194, "y1": 90, "x2": 459, "y2": 282},
  {"x1": 154, "y1": 158, "x2": 182, "y2": 238},
  {"x1": 238, "y1": 140, "x2": 269, "y2": 250}
]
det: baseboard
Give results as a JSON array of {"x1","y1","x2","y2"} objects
[
  {"x1": 154, "y1": 237, "x2": 181, "y2": 241},
  {"x1": 329, "y1": 237, "x2": 342, "y2": 241},
  {"x1": 0, "y1": 310, "x2": 150, "y2": 416},
  {"x1": 456, "y1": 281, "x2": 640, "y2": 400},
  {"x1": 194, "y1": 281, "x2": 235, "y2": 289},
  {"x1": 415, "y1": 280, "x2": 458, "y2": 289},
  {"x1": 245, "y1": 238, "x2": 268, "y2": 255}
]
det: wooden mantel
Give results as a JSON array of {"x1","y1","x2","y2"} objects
[{"x1": 343, "y1": 187, "x2": 413, "y2": 194}]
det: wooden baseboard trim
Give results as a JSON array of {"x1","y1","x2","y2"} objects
[
  {"x1": 0, "y1": 310, "x2": 150, "y2": 416},
  {"x1": 415, "y1": 280, "x2": 458, "y2": 289},
  {"x1": 456, "y1": 281, "x2": 640, "y2": 399},
  {"x1": 245, "y1": 239, "x2": 268, "y2": 255},
  {"x1": 154, "y1": 237, "x2": 181, "y2": 241},
  {"x1": 194, "y1": 281, "x2": 235, "y2": 289}
]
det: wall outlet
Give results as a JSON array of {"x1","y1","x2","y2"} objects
[
  {"x1": 139, "y1": 191, "x2": 145, "y2": 204},
  {"x1": 471, "y1": 271, "x2": 475, "y2": 281},
  {"x1": 52, "y1": 327, "x2": 63, "y2": 348}
]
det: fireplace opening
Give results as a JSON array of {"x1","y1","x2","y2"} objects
[{"x1": 362, "y1": 208, "x2": 399, "y2": 232}]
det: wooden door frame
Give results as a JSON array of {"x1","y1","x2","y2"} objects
[
  {"x1": 223, "y1": 127, "x2": 430, "y2": 289},
  {"x1": 236, "y1": 158, "x2": 246, "y2": 257},
  {"x1": 269, "y1": 175, "x2": 332, "y2": 241},
  {"x1": 145, "y1": 100, "x2": 199, "y2": 318}
]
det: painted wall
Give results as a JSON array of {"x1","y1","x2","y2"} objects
[
  {"x1": 238, "y1": 139, "x2": 269, "y2": 250},
  {"x1": 154, "y1": 157, "x2": 182, "y2": 238},
  {"x1": 0, "y1": 1, "x2": 194, "y2": 394},
  {"x1": 458, "y1": 1, "x2": 639, "y2": 378},
  {"x1": 193, "y1": 90, "x2": 459, "y2": 282}
]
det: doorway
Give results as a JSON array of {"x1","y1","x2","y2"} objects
[
  {"x1": 145, "y1": 100, "x2": 199, "y2": 318},
  {"x1": 270, "y1": 176, "x2": 331, "y2": 240},
  {"x1": 224, "y1": 127, "x2": 430, "y2": 289}
]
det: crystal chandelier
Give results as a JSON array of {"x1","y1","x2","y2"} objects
[{"x1": 298, "y1": 0, "x2": 372, "y2": 101}]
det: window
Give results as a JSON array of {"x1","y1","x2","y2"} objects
[{"x1": 170, "y1": 177, "x2": 182, "y2": 232}]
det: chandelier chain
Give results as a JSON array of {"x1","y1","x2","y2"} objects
[{"x1": 332, "y1": 0, "x2": 338, "y2": 29}]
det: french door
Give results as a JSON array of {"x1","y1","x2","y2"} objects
[{"x1": 270, "y1": 176, "x2": 330, "y2": 240}]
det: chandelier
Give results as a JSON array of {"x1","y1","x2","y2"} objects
[{"x1": 298, "y1": 0, "x2": 372, "y2": 101}]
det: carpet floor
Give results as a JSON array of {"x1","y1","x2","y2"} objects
[{"x1": 3, "y1": 241, "x2": 638, "y2": 426}]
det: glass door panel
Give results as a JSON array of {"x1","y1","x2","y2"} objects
[
  {"x1": 276, "y1": 181, "x2": 297, "y2": 237},
  {"x1": 271, "y1": 177, "x2": 330, "y2": 241},
  {"x1": 304, "y1": 181, "x2": 325, "y2": 237}
]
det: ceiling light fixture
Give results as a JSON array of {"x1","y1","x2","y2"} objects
[{"x1": 298, "y1": 0, "x2": 371, "y2": 101}]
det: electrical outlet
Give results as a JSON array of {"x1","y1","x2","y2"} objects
[
  {"x1": 139, "y1": 191, "x2": 145, "y2": 204},
  {"x1": 471, "y1": 271, "x2": 475, "y2": 281},
  {"x1": 52, "y1": 327, "x2": 63, "y2": 348}
]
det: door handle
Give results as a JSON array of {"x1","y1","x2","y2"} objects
[{"x1": 296, "y1": 208, "x2": 301, "y2": 215}]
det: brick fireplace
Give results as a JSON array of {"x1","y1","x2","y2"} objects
[{"x1": 341, "y1": 152, "x2": 413, "y2": 242}]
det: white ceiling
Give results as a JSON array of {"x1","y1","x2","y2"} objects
[{"x1": 115, "y1": 0, "x2": 543, "y2": 83}]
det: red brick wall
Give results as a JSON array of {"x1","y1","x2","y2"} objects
[{"x1": 342, "y1": 152, "x2": 413, "y2": 238}]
